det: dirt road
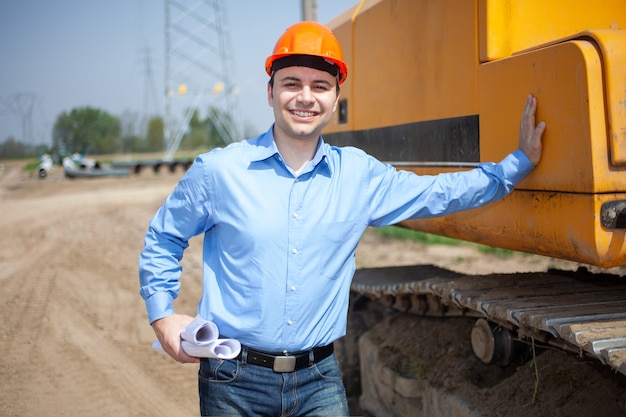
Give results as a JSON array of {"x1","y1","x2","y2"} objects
[
  {"x1": 0, "y1": 159, "x2": 623, "y2": 416},
  {"x1": 1, "y1": 162, "x2": 202, "y2": 416}
]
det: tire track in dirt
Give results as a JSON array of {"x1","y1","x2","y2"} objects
[{"x1": 0, "y1": 194, "x2": 69, "y2": 415}]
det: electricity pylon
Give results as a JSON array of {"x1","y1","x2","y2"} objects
[
  {"x1": 1, "y1": 93, "x2": 38, "y2": 144},
  {"x1": 163, "y1": 0, "x2": 240, "y2": 160}
]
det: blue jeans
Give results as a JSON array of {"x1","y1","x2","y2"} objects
[{"x1": 198, "y1": 351, "x2": 349, "y2": 416}]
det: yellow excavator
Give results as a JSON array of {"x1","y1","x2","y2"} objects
[{"x1": 323, "y1": 0, "x2": 626, "y2": 378}]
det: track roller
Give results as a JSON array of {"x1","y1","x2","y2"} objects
[{"x1": 470, "y1": 319, "x2": 530, "y2": 367}]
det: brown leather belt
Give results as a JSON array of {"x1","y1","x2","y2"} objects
[{"x1": 237, "y1": 343, "x2": 334, "y2": 373}]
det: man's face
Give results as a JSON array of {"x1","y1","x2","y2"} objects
[{"x1": 268, "y1": 66, "x2": 340, "y2": 143}]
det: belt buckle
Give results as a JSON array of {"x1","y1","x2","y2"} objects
[{"x1": 273, "y1": 355, "x2": 296, "y2": 372}]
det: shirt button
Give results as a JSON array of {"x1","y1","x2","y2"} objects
[
  {"x1": 293, "y1": 212, "x2": 299, "y2": 218},
  {"x1": 291, "y1": 285, "x2": 296, "y2": 291},
  {"x1": 287, "y1": 320, "x2": 293, "y2": 325},
  {"x1": 292, "y1": 248, "x2": 298, "y2": 254}
]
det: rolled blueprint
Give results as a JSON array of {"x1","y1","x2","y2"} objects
[
  {"x1": 179, "y1": 339, "x2": 241, "y2": 359},
  {"x1": 152, "y1": 315, "x2": 241, "y2": 359},
  {"x1": 181, "y1": 315, "x2": 219, "y2": 345}
]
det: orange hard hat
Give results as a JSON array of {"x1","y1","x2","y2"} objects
[{"x1": 265, "y1": 21, "x2": 348, "y2": 84}]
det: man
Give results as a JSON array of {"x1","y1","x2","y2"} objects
[{"x1": 139, "y1": 21, "x2": 545, "y2": 416}]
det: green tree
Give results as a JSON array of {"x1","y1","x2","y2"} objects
[
  {"x1": 184, "y1": 106, "x2": 234, "y2": 150},
  {"x1": 182, "y1": 109, "x2": 208, "y2": 150},
  {"x1": 146, "y1": 116, "x2": 165, "y2": 152},
  {"x1": 52, "y1": 107, "x2": 121, "y2": 155},
  {"x1": 0, "y1": 137, "x2": 24, "y2": 158},
  {"x1": 120, "y1": 133, "x2": 142, "y2": 153},
  {"x1": 0, "y1": 136, "x2": 43, "y2": 158},
  {"x1": 205, "y1": 106, "x2": 230, "y2": 148}
]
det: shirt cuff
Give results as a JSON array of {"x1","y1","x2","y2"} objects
[
  {"x1": 144, "y1": 291, "x2": 176, "y2": 324},
  {"x1": 500, "y1": 149, "x2": 535, "y2": 186}
]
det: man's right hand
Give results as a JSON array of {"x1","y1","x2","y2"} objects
[
  {"x1": 151, "y1": 314, "x2": 200, "y2": 363},
  {"x1": 518, "y1": 94, "x2": 545, "y2": 166}
]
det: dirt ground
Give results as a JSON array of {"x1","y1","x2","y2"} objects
[{"x1": 1, "y1": 158, "x2": 625, "y2": 417}]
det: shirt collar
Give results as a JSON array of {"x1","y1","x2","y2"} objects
[
  {"x1": 251, "y1": 125, "x2": 332, "y2": 174},
  {"x1": 249, "y1": 126, "x2": 280, "y2": 162}
]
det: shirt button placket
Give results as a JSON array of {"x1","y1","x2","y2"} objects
[{"x1": 285, "y1": 177, "x2": 304, "y2": 346}]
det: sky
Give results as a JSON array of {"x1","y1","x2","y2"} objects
[{"x1": 0, "y1": 0, "x2": 357, "y2": 146}]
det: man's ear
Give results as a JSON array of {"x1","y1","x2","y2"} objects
[
  {"x1": 267, "y1": 83, "x2": 273, "y2": 107},
  {"x1": 332, "y1": 91, "x2": 340, "y2": 112}
]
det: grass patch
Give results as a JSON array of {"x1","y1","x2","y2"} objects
[
  {"x1": 375, "y1": 226, "x2": 518, "y2": 259},
  {"x1": 22, "y1": 160, "x2": 41, "y2": 172},
  {"x1": 377, "y1": 226, "x2": 461, "y2": 246}
]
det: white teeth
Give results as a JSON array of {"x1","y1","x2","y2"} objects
[{"x1": 292, "y1": 110, "x2": 315, "y2": 117}]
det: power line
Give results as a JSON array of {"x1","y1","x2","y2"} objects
[
  {"x1": 163, "y1": 0, "x2": 240, "y2": 159},
  {"x1": 1, "y1": 93, "x2": 39, "y2": 144},
  {"x1": 141, "y1": 47, "x2": 161, "y2": 118}
]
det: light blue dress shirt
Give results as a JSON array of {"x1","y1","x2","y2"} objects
[{"x1": 139, "y1": 126, "x2": 534, "y2": 352}]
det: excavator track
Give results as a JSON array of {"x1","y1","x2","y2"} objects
[{"x1": 351, "y1": 265, "x2": 626, "y2": 375}]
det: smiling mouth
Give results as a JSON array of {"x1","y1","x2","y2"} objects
[{"x1": 291, "y1": 110, "x2": 318, "y2": 118}]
